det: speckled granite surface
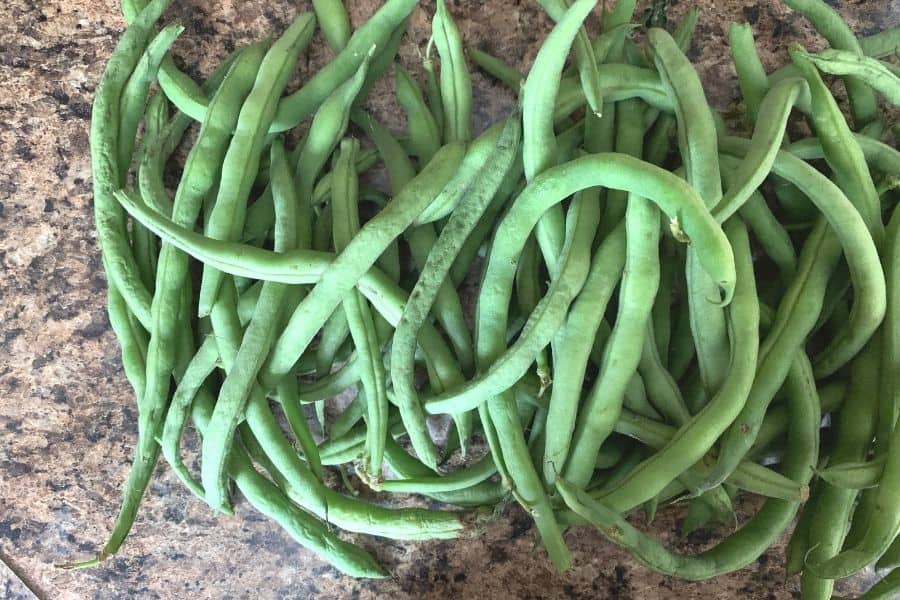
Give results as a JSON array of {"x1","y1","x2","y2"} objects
[{"x1": 2, "y1": 0, "x2": 898, "y2": 598}]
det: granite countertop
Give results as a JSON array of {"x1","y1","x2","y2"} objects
[{"x1": 2, "y1": 1, "x2": 897, "y2": 598}]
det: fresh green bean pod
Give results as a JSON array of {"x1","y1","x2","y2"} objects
[{"x1": 198, "y1": 13, "x2": 316, "y2": 316}]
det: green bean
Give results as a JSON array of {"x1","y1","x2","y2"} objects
[
  {"x1": 669, "y1": 318, "x2": 705, "y2": 390},
  {"x1": 432, "y1": 0, "x2": 472, "y2": 143},
  {"x1": 801, "y1": 336, "x2": 881, "y2": 599},
  {"x1": 781, "y1": 0, "x2": 878, "y2": 127},
  {"x1": 648, "y1": 28, "x2": 729, "y2": 407},
  {"x1": 467, "y1": 46, "x2": 522, "y2": 91},
  {"x1": 127, "y1": 0, "x2": 410, "y2": 133},
  {"x1": 514, "y1": 236, "x2": 548, "y2": 381},
  {"x1": 602, "y1": 0, "x2": 636, "y2": 31},
  {"x1": 277, "y1": 374, "x2": 322, "y2": 480},
  {"x1": 718, "y1": 138, "x2": 883, "y2": 323},
  {"x1": 116, "y1": 0, "x2": 210, "y2": 124},
  {"x1": 612, "y1": 409, "x2": 805, "y2": 502},
  {"x1": 860, "y1": 27, "x2": 900, "y2": 58},
  {"x1": 315, "y1": 309, "x2": 350, "y2": 378},
  {"x1": 117, "y1": 23, "x2": 182, "y2": 185},
  {"x1": 528, "y1": 405, "x2": 550, "y2": 469},
  {"x1": 878, "y1": 202, "x2": 900, "y2": 475},
  {"x1": 470, "y1": 46, "x2": 671, "y2": 121},
  {"x1": 136, "y1": 91, "x2": 175, "y2": 217},
  {"x1": 537, "y1": 0, "x2": 604, "y2": 116},
  {"x1": 295, "y1": 54, "x2": 372, "y2": 248},
  {"x1": 64, "y1": 275, "x2": 160, "y2": 568},
  {"x1": 714, "y1": 227, "x2": 848, "y2": 491},
  {"x1": 92, "y1": 0, "x2": 172, "y2": 332},
  {"x1": 268, "y1": 0, "x2": 416, "y2": 131},
  {"x1": 414, "y1": 120, "x2": 507, "y2": 226},
  {"x1": 70, "y1": 23, "x2": 251, "y2": 565},
  {"x1": 155, "y1": 61, "x2": 210, "y2": 125},
  {"x1": 449, "y1": 151, "x2": 523, "y2": 287},
  {"x1": 376, "y1": 454, "x2": 497, "y2": 494},
  {"x1": 353, "y1": 21, "x2": 406, "y2": 112},
  {"x1": 422, "y1": 41, "x2": 445, "y2": 138},
  {"x1": 817, "y1": 456, "x2": 885, "y2": 490},
  {"x1": 589, "y1": 445, "x2": 645, "y2": 494},
  {"x1": 358, "y1": 111, "x2": 474, "y2": 378},
  {"x1": 523, "y1": 0, "x2": 599, "y2": 276},
  {"x1": 679, "y1": 490, "x2": 730, "y2": 537},
  {"x1": 253, "y1": 136, "x2": 465, "y2": 388},
  {"x1": 877, "y1": 537, "x2": 900, "y2": 570},
  {"x1": 485, "y1": 190, "x2": 604, "y2": 568},
  {"x1": 798, "y1": 47, "x2": 900, "y2": 106},
  {"x1": 299, "y1": 360, "x2": 360, "y2": 404},
  {"x1": 590, "y1": 219, "x2": 757, "y2": 511},
  {"x1": 208, "y1": 278, "x2": 464, "y2": 541},
  {"x1": 637, "y1": 8, "x2": 698, "y2": 181},
  {"x1": 840, "y1": 271, "x2": 899, "y2": 555},
  {"x1": 395, "y1": 65, "x2": 442, "y2": 164},
  {"x1": 700, "y1": 137, "x2": 886, "y2": 489},
  {"x1": 719, "y1": 154, "x2": 797, "y2": 278},
  {"x1": 312, "y1": 0, "x2": 351, "y2": 53},
  {"x1": 200, "y1": 138, "x2": 303, "y2": 512},
  {"x1": 595, "y1": 438, "x2": 629, "y2": 471},
  {"x1": 328, "y1": 392, "x2": 365, "y2": 441},
  {"x1": 187, "y1": 382, "x2": 387, "y2": 577},
  {"x1": 198, "y1": 14, "x2": 316, "y2": 316},
  {"x1": 131, "y1": 92, "x2": 169, "y2": 292},
  {"x1": 640, "y1": 314, "x2": 692, "y2": 424},
  {"x1": 807, "y1": 211, "x2": 900, "y2": 579},
  {"x1": 728, "y1": 22, "x2": 768, "y2": 124},
  {"x1": 786, "y1": 133, "x2": 900, "y2": 177},
  {"x1": 242, "y1": 147, "x2": 379, "y2": 244},
  {"x1": 861, "y1": 116, "x2": 889, "y2": 139},
  {"x1": 622, "y1": 374, "x2": 661, "y2": 421},
  {"x1": 557, "y1": 330, "x2": 818, "y2": 579},
  {"x1": 558, "y1": 63, "x2": 675, "y2": 121},
  {"x1": 382, "y1": 437, "x2": 507, "y2": 506},
  {"x1": 597, "y1": 99, "x2": 638, "y2": 249},
  {"x1": 158, "y1": 334, "x2": 219, "y2": 498},
  {"x1": 424, "y1": 152, "x2": 735, "y2": 418},
  {"x1": 289, "y1": 59, "x2": 376, "y2": 423},
  {"x1": 751, "y1": 380, "x2": 846, "y2": 460},
  {"x1": 650, "y1": 242, "x2": 677, "y2": 363},
  {"x1": 319, "y1": 419, "x2": 373, "y2": 464},
  {"x1": 486, "y1": 383, "x2": 572, "y2": 569},
  {"x1": 785, "y1": 474, "x2": 822, "y2": 577},
  {"x1": 390, "y1": 113, "x2": 520, "y2": 468},
  {"x1": 357, "y1": 114, "x2": 478, "y2": 458},
  {"x1": 738, "y1": 190, "x2": 797, "y2": 279},
  {"x1": 790, "y1": 46, "x2": 883, "y2": 241},
  {"x1": 713, "y1": 78, "x2": 809, "y2": 223},
  {"x1": 139, "y1": 41, "x2": 267, "y2": 479},
  {"x1": 649, "y1": 29, "x2": 720, "y2": 208},
  {"x1": 564, "y1": 194, "x2": 659, "y2": 490},
  {"x1": 477, "y1": 192, "x2": 608, "y2": 572},
  {"x1": 66, "y1": 311, "x2": 152, "y2": 563},
  {"x1": 107, "y1": 285, "x2": 148, "y2": 401},
  {"x1": 332, "y1": 138, "x2": 389, "y2": 477}
]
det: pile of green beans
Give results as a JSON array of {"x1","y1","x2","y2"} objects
[{"x1": 72, "y1": 0, "x2": 900, "y2": 593}]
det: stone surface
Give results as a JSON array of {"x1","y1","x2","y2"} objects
[
  {"x1": 1, "y1": 0, "x2": 897, "y2": 598},
  {"x1": 1, "y1": 558, "x2": 38, "y2": 600}
]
